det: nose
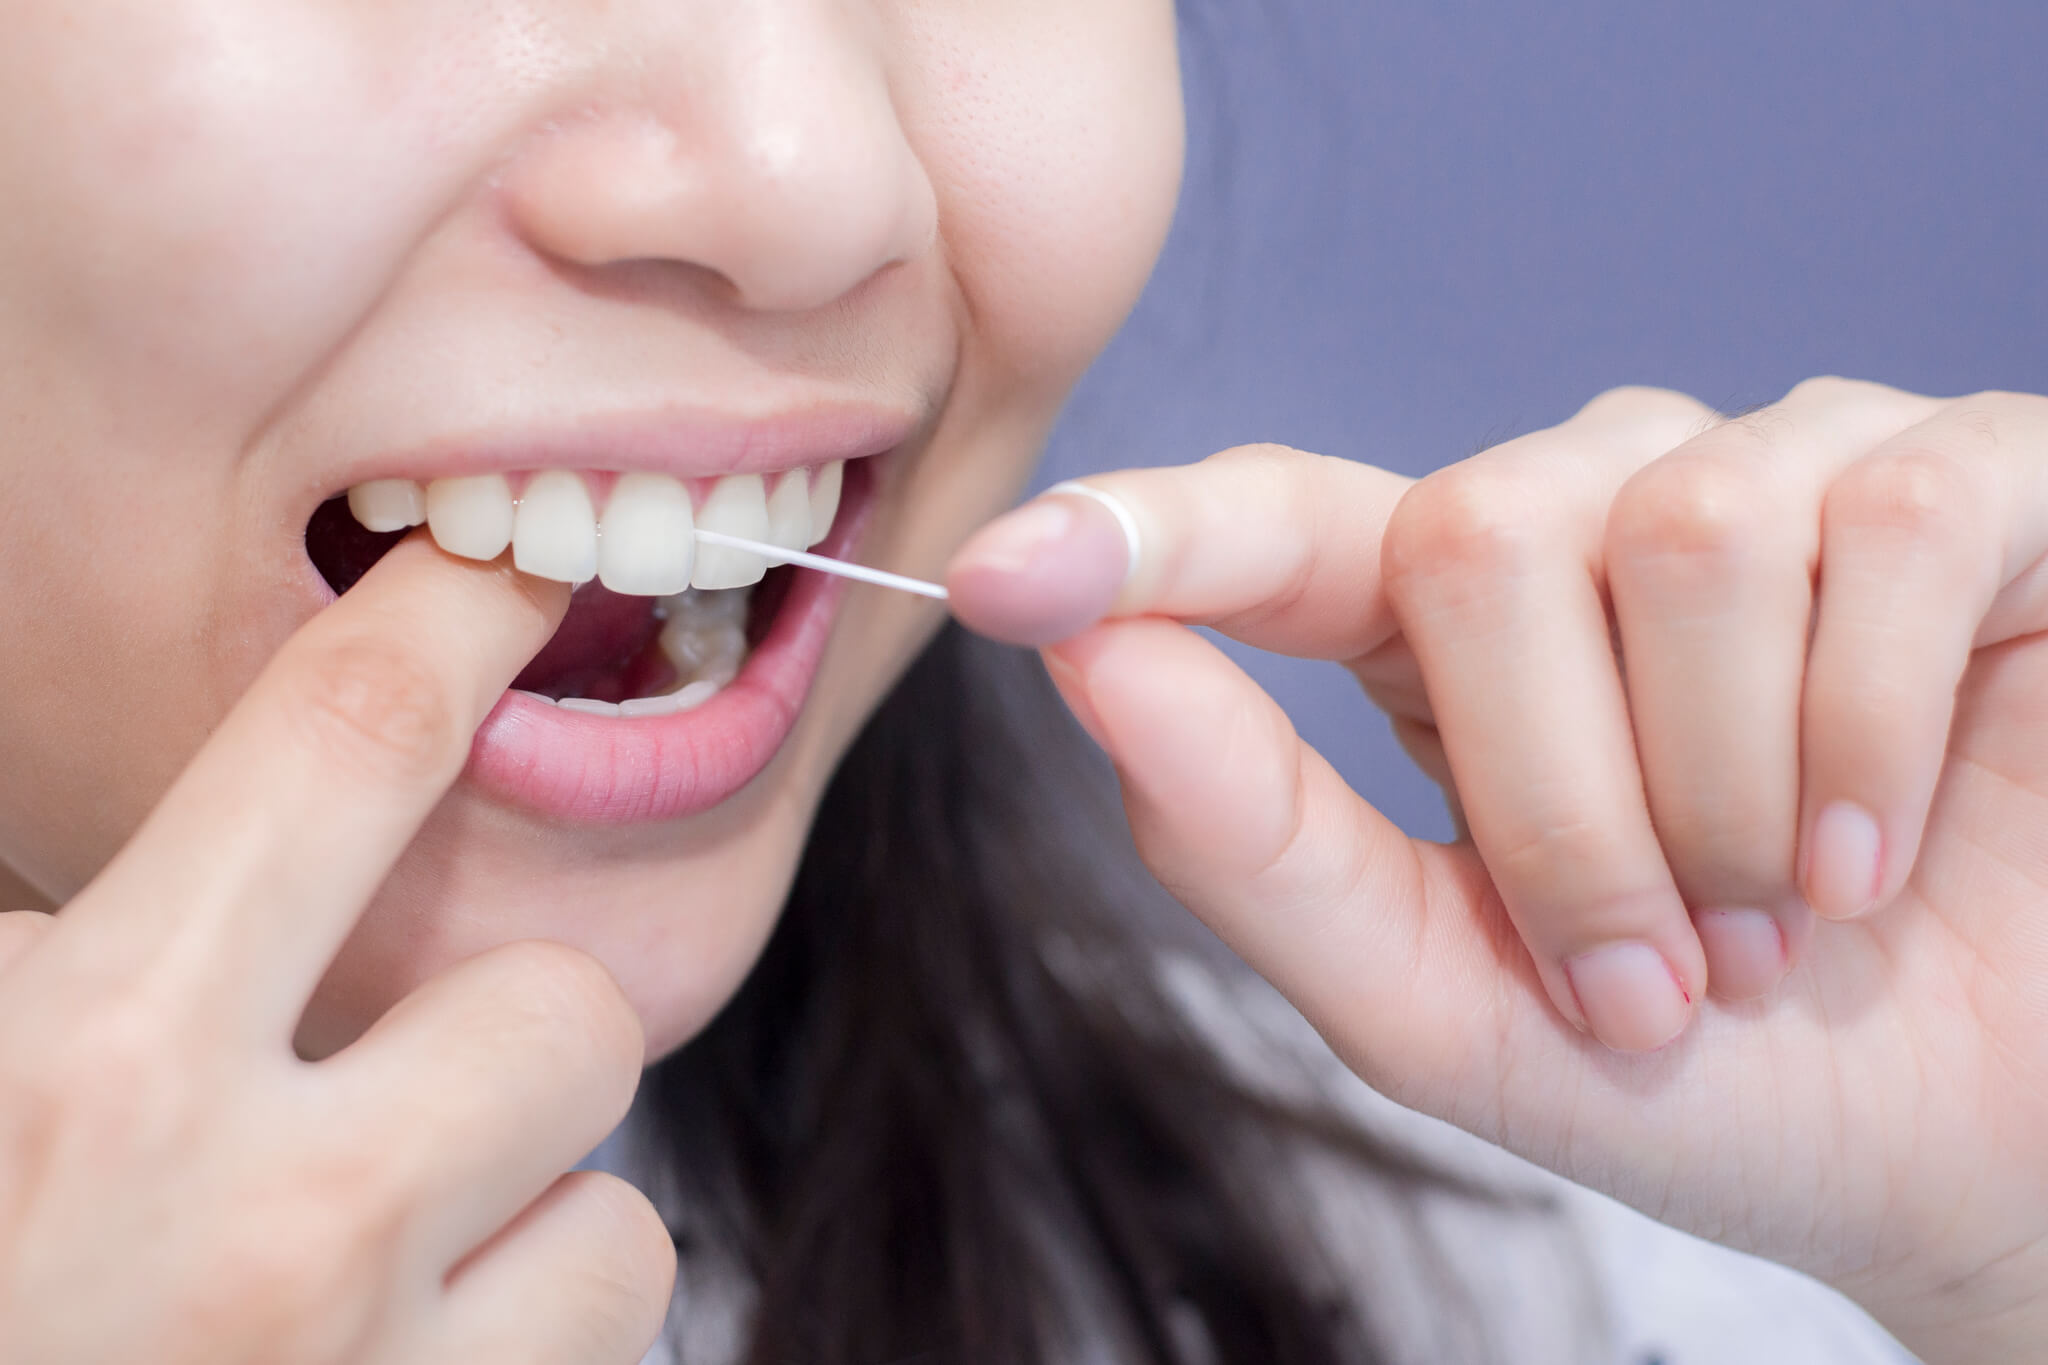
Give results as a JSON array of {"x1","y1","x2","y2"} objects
[{"x1": 500, "y1": 5, "x2": 939, "y2": 314}]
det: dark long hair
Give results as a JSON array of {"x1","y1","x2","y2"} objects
[{"x1": 643, "y1": 625, "x2": 1542, "y2": 1363}]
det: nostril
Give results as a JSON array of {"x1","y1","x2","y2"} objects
[
  {"x1": 496, "y1": 65, "x2": 937, "y2": 317},
  {"x1": 305, "y1": 496, "x2": 407, "y2": 596}
]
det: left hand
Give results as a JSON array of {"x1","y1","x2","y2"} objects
[{"x1": 947, "y1": 378, "x2": 2048, "y2": 1364}]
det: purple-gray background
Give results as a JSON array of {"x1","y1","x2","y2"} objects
[{"x1": 1037, "y1": 0, "x2": 2047, "y2": 840}]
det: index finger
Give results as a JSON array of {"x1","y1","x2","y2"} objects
[
  {"x1": 946, "y1": 445, "x2": 1413, "y2": 658},
  {"x1": 50, "y1": 536, "x2": 566, "y2": 1034}
]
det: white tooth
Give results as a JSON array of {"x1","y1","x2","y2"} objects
[
  {"x1": 512, "y1": 689, "x2": 558, "y2": 707},
  {"x1": 690, "y1": 474, "x2": 772, "y2": 589},
  {"x1": 619, "y1": 679, "x2": 722, "y2": 717},
  {"x1": 558, "y1": 697, "x2": 621, "y2": 716},
  {"x1": 347, "y1": 479, "x2": 426, "y2": 533},
  {"x1": 674, "y1": 679, "x2": 722, "y2": 709},
  {"x1": 660, "y1": 585, "x2": 752, "y2": 626},
  {"x1": 807, "y1": 461, "x2": 844, "y2": 547},
  {"x1": 764, "y1": 473, "x2": 812, "y2": 552},
  {"x1": 659, "y1": 615, "x2": 745, "y2": 678},
  {"x1": 425, "y1": 474, "x2": 514, "y2": 561},
  {"x1": 597, "y1": 473, "x2": 695, "y2": 596},
  {"x1": 512, "y1": 471, "x2": 598, "y2": 584}
]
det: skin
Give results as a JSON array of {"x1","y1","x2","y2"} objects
[
  {"x1": 954, "y1": 384, "x2": 2048, "y2": 1362},
  {"x1": 0, "y1": 0, "x2": 1185, "y2": 1059},
  {"x1": 0, "y1": 0, "x2": 1180, "y2": 1357},
  {"x1": 0, "y1": 2, "x2": 2040, "y2": 1363}
]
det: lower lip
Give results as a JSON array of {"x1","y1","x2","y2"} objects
[{"x1": 463, "y1": 473, "x2": 873, "y2": 825}]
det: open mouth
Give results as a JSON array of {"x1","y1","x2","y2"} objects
[
  {"x1": 308, "y1": 462, "x2": 846, "y2": 714},
  {"x1": 303, "y1": 455, "x2": 880, "y2": 824}
]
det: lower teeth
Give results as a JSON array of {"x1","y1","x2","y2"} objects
[{"x1": 535, "y1": 585, "x2": 753, "y2": 717}]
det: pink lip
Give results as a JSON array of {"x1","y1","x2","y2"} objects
[
  {"x1": 335, "y1": 402, "x2": 919, "y2": 490},
  {"x1": 460, "y1": 458, "x2": 880, "y2": 824}
]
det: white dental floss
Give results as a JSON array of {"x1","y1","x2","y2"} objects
[{"x1": 690, "y1": 528, "x2": 949, "y2": 601}]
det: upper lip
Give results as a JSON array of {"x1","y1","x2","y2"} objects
[{"x1": 328, "y1": 401, "x2": 920, "y2": 492}]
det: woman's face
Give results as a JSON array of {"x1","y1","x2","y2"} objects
[{"x1": 0, "y1": 1, "x2": 1182, "y2": 1057}]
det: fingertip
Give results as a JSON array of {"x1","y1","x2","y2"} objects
[
  {"x1": 1696, "y1": 906, "x2": 1795, "y2": 1000},
  {"x1": 357, "y1": 532, "x2": 565, "y2": 611},
  {"x1": 1800, "y1": 801, "x2": 1885, "y2": 920},
  {"x1": 1561, "y1": 940, "x2": 1694, "y2": 1052},
  {"x1": 947, "y1": 490, "x2": 1131, "y2": 645},
  {"x1": 359, "y1": 532, "x2": 570, "y2": 635}
]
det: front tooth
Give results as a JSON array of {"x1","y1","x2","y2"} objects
[
  {"x1": 807, "y1": 461, "x2": 844, "y2": 547},
  {"x1": 599, "y1": 473, "x2": 695, "y2": 596},
  {"x1": 512, "y1": 471, "x2": 599, "y2": 583},
  {"x1": 425, "y1": 474, "x2": 514, "y2": 562},
  {"x1": 347, "y1": 479, "x2": 426, "y2": 533},
  {"x1": 764, "y1": 473, "x2": 812, "y2": 552},
  {"x1": 690, "y1": 474, "x2": 771, "y2": 589}
]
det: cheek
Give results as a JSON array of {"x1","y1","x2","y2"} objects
[
  {"x1": 785, "y1": 0, "x2": 1185, "y2": 814},
  {"x1": 898, "y1": 1, "x2": 1185, "y2": 395},
  {"x1": 0, "y1": 0, "x2": 554, "y2": 893},
  {"x1": 0, "y1": 2, "x2": 536, "y2": 426},
  {"x1": 0, "y1": 486, "x2": 307, "y2": 897}
]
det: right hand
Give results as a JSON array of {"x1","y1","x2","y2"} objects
[
  {"x1": 0, "y1": 537, "x2": 674, "y2": 1364},
  {"x1": 950, "y1": 387, "x2": 2048, "y2": 1362}
]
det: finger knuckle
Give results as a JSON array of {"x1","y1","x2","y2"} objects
[
  {"x1": 1205, "y1": 441, "x2": 1317, "y2": 473},
  {"x1": 1488, "y1": 812, "x2": 1626, "y2": 893},
  {"x1": 1383, "y1": 468, "x2": 1543, "y2": 592},
  {"x1": 13, "y1": 998, "x2": 190, "y2": 1147},
  {"x1": 1782, "y1": 374, "x2": 1895, "y2": 407},
  {"x1": 1205, "y1": 442, "x2": 1365, "y2": 538},
  {"x1": 1944, "y1": 390, "x2": 2046, "y2": 440},
  {"x1": 1575, "y1": 384, "x2": 1717, "y2": 429},
  {"x1": 489, "y1": 940, "x2": 645, "y2": 1073},
  {"x1": 192, "y1": 1212, "x2": 386, "y2": 1358},
  {"x1": 1826, "y1": 447, "x2": 1982, "y2": 546},
  {"x1": 1812, "y1": 671, "x2": 1921, "y2": 739},
  {"x1": 1983, "y1": 389, "x2": 2048, "y2": 421},
  {"x1": 568, "y1": 1174, "x2": 678, "y2": 1320},
  {"x1": 1608, "y1": 455, "x2": 1775, "y2": 567},
  {"x1": 293, "y1": 635, "x2": 461, "y2": 784}
]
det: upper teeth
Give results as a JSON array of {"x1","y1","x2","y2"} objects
[{"x1": 348, "y1": 464, "x2": 845, "y2": 594}]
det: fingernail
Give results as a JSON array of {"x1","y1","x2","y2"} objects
[
  {"x1": 948, "y1": 490, "x2": 1132, "y2": 646},
  {"x1": 1804, "y1": 802, "x2": 1883, "y2": 919},
  {"x1": 954, "y1": 498, "x2": 1078, "y2": 575},
  {"x1": 1563, "y1": 942, "x2": 1692, "y2": 1052},
  {"x1": 1695, "y1": 907, "x2": 1787, "y2": 1000},
  {"x1": 1046, "y1": 481, "x2": 1143, "y2": 580}
]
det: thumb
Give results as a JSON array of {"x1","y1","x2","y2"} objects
[{"x1": 1044, "y1": 617, "x2": 1579, "y2": 1118}]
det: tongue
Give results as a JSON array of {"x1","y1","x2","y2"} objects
[{"x1": 512, "y1": 582, "x2": 665, "y2": 698}]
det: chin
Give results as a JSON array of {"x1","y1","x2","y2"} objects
[{"x1": 292, "y1": 782, "x2": 818, "y2": 1063}]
